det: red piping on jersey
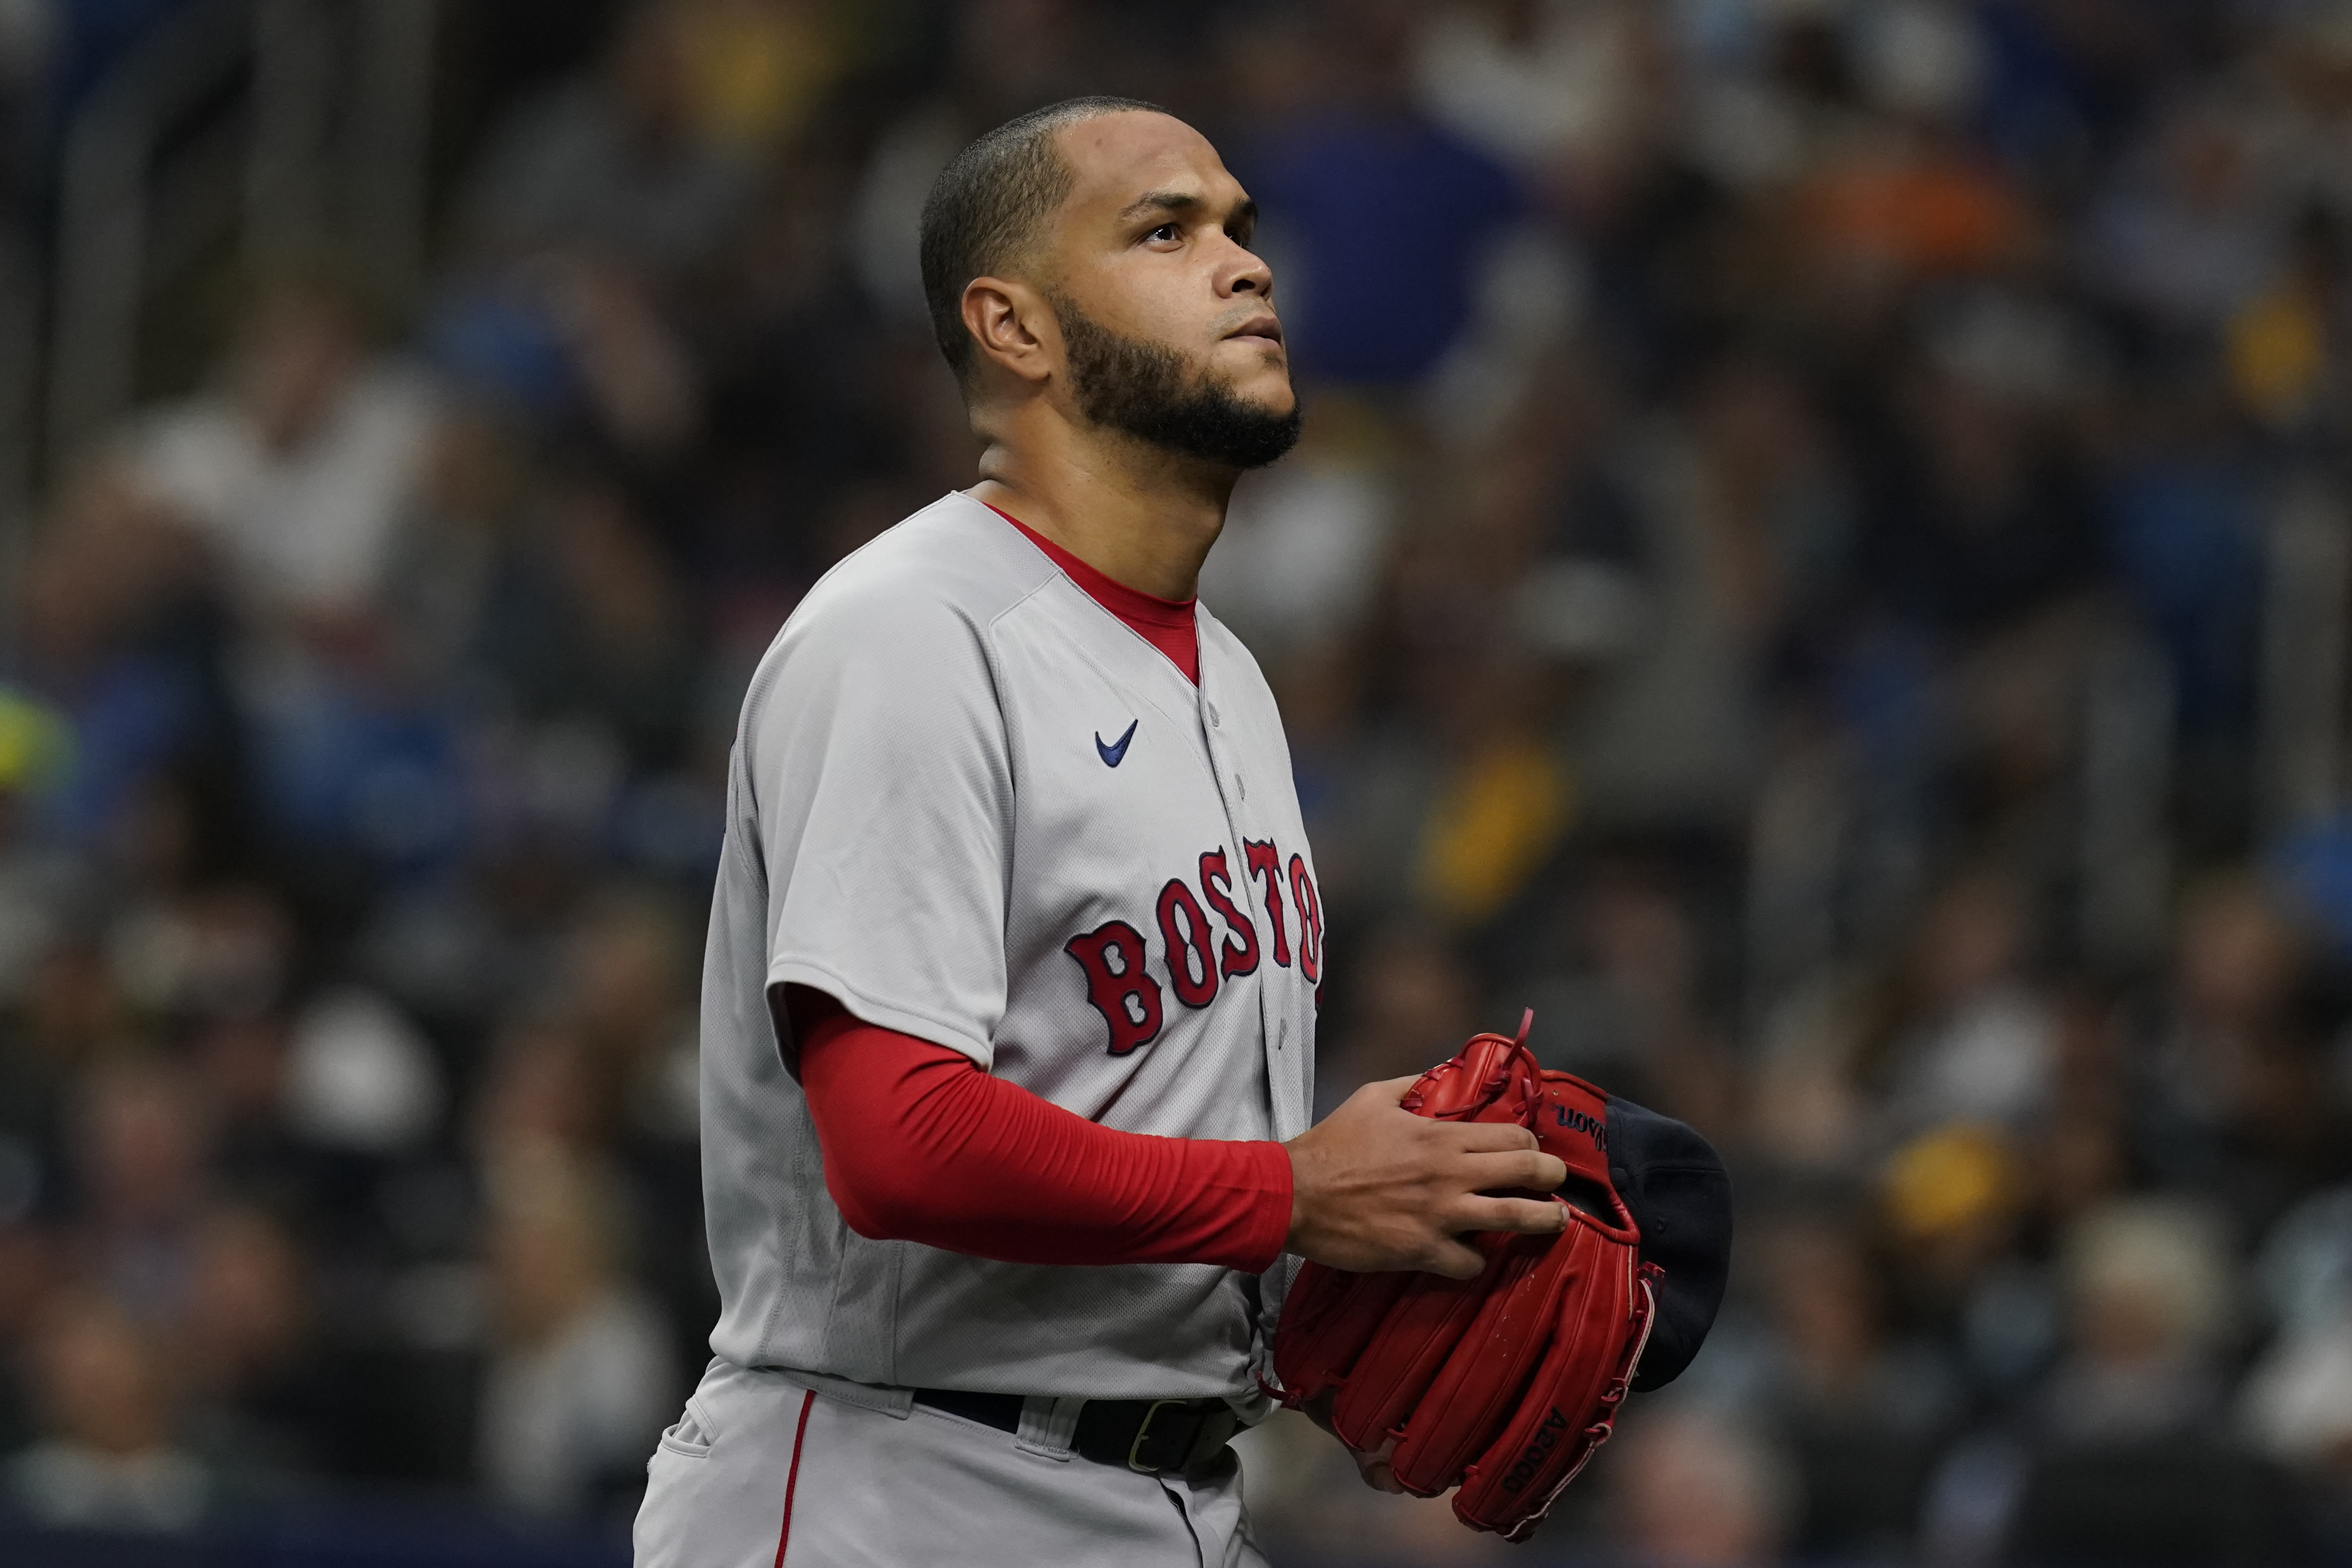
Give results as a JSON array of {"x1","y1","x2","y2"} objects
[
  {"x1": 774, "y1": 1387, "x2": 814, "y2": 1568},
  {"x1": 982, "y1": 501, "x2": 1201, "y2": 685},
  {"x1": 791, "y1": 990, "x2": 1291, "y2": 1270}
]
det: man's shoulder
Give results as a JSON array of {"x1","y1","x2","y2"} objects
[
  {"x1": 798, "y1": 492, "x2": 1057, "y2": 631},
  {"x1": 739, "y1": 494, "x2": 1056, "y2": 719}
]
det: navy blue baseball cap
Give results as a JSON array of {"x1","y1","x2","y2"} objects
[{"x1": 1602, "y1": 1093, "x2": 1733, "y2": 1392}]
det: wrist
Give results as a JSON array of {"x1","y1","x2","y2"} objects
[
  {"x1": 1242, "y1": 1139, "x2": 1298, "y2": 1272},
  {"x1": 1281, "y1": 1133, "x2": 1317, "y2": 1258}
]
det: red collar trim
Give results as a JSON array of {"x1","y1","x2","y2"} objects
[
  {"x1": 981, "y1": 501, "x2": 1199, "y2": 684},
  {"x1": 982, "y1": 503, "x2": 1197, "y2": 629}
]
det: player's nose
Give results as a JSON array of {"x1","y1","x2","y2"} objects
[{"x1": 1225, "y1": 241, "x2": 1273, "y2": 301}]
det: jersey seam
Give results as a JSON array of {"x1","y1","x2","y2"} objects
[
  {"x1": 726, "y1": 748, "x2": 767, "y2": 895},
  {"x1": 733, "y1": 493, "x2": 1051, "y2": 821},
  {"x1": 977, "y1": 578, "x2": 1043, "y2": 956},
  {"x1": 812, "y1": 1206, "x2": 853, "y2": 1373},
  {"x1": 757, "y1": 1089, "x2": 824, "y2": 1365}
]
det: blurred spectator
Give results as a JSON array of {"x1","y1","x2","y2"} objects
[
  {"x1": 1608, "y1": 1406, "x2": 1794, "y2": 1568},
  {"x1": 1870, "y1": 867, "x2": 2055, "y2": 1142},
  {"x1": 2240, "y1": 1303, "x2": 2352, "y2": 1513},
  {"x1": 475, "y1": 1144, "x2": 672, "y2": 1519},
  {"x1": 1878, "y1": 1119, "x2": 2034, "y2": 1342},
  {"x1": 1198, "y1": 406, "x2": 1401, "y2": 663},
  {"x1": 1793, "y1": 118, "x2": 2029, "y2": 290},
  {"x1": 14, "y1": 464, "x2": 219, "y2": 851},
  {"x1": 2242, "y1": 1179, "x2": 2352, "y2": 1537},
  {"x1": 1687, "y1": 1208, "x2": 1958, "y2": 1558},
  {"x1": 2138, "y1": 875, "x2": 2352, "y2": 1233},
  {"x1": 2084, "y1": 100, "x2": 2279, "y2": 341},
  {"x1": 1754, "y1": 1212, "x2": 1957, "y2": 1438},
  {"x1": 376, "y1": 405, "x2": 528, "y2": 691},
  {"x1": 1411, "y1": 0, "x2": 1660, "y2": 182},
  {"x1": 455, "y1": 0, "x2": 757, "y2": 276},
  {"x1": 2044, "y1": 1198, "x2": 2236, "y2": 1444},
  {"x1": 2097, "y1": 376, "x2": 2263, "y2": 803},
  {"x1": 1234, "y1": 1, "x2": 1523, "y2": 387},
  {"x1": 1856, "y1": 357, "x2": 2097, "y2": 653},
  {"x1": 474, "y1": 476, "x2": 700, "y2": 772},
  {"x1": 125, "y1": 271, "x2": 437, "y2": 649},
  {"x1": 175, "y1": 1204, "x2": 331, "y2": 1476},
  {"x1": 1763, "y1": 867, "x2": 2056, "y2": 1185},
  {"x1": 68, "y1": 1055, "x2": 211, "y2": 1324},
  {"x1": 280, "y1": 987, "x2": 446, "y2": 1158},
  {"x1": 847, "y1": 0, "x2": 1106, "y2": 327},
  {"x1": 1317, "y1": 924, "x2": 1476, "y2": 1112},
  {"x1": 2227, "y1": 202, "x2": 2351, "y2": 435},
  {"x1": 5, "y1": 1288, "x2": 210, "y2": 1532},
  {"x1": 1410, "y1": 644, "x2": 1572, "y2": 927},
  {"x1": 556, "y1": 888, "x2": 697, "y2": 1143},
  {"x1": 664, "y1": 0, "x2": 852, "y2": 156},
  {"x1": 1517, "y1": 854, "x2": 1738, "y2": 1140}
]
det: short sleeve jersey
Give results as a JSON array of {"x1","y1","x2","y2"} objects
[{"x1": 699, "y1": 494, "x2": 1322, "y2": 1400}]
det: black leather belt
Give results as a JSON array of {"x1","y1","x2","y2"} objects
[{"x1": 912, "y1": 1388, "x2": 1240, "y2": 1478}]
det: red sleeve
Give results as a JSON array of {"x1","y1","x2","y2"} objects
[{"x1": 792, "y1": 992, "x2": 1293, "y2": 1271}]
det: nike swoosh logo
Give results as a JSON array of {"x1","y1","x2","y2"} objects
[{"x1": 1095, "y1": 719, "x2": 1139, "y2": 768}]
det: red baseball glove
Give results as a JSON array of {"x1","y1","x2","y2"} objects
[{"x1": 1270, "y1": 1016, "x2": 1660, "y2": 1542}]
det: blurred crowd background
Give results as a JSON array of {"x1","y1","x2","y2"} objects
[{"x1": 2, "y1": 0, "x2": 2352, "y2": 1563}]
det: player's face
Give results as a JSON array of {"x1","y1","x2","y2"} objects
[{"x1": 1043, "y1": 113, "x2": 1296, "y2": 425}]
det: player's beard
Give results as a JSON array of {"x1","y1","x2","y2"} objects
[{"x1": 1051, "y1": 293, "x2": 1304, "y2": 470}]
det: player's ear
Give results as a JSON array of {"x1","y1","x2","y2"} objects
[{"x1": 961, "y1": 277, "x2": 1053, "y2": 387}]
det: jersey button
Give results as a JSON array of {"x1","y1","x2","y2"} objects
[{"x1": 1207, "y1": 703, "x2": 1222, "y2": 728}]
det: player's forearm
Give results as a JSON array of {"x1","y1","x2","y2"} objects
[{"x1": 794, "y1": 995, "x2": 1293, "y2": 1271}]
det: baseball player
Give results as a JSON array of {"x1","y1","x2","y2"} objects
[{"x1": 633, "y1": 97, "x2": 1585, "y2": 1568}]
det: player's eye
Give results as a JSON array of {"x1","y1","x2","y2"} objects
[{"x1": 1146, "y1": 222, "x2": 1181, "y2": 244}]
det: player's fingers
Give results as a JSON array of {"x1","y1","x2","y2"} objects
[
  {"x1": 1450, "y1": 1120, "x2": 1541, "y2": 1153},
  {"x1": 1353, "y1": 1450, "x2": 1405, "y2": 1494},
  {"x1": 1459, "y1": 1147, "x2": 1568, "y2": 1192},
  {"x1": 1367, "y1": 1074, "x2": 1424, "y2": 1107},
  {"x1": 1458, "y1": 1194, "x2": 1569, "y2": 1236}
]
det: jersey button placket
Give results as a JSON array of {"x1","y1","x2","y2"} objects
[{"x1": 1199, "y1": 665, "x2": 1302, "y2": 1140}]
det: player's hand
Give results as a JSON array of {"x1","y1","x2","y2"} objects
[{"x1": 1282, "y1": 1076, "x2": 1569, "y2": 1279}]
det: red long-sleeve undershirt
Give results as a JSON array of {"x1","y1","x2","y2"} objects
[{"x1": 793, "y1": 992, "x2": 1293, "y2": 1270}]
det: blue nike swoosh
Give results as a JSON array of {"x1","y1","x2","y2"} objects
[{"x1": 1095, "y1": 719, "x2": 1139, "y2": 767}]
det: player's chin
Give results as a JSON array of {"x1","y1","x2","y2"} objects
[{"x1": 1226, "y1": 361, "x2": 1299, "y2": 419}]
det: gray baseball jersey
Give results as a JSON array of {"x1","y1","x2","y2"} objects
[{"x1": 697, "y1": 492, "x2": 1320, "y2": 1402}]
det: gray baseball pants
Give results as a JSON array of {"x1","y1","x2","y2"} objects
[{"x1": 633, "y1": 1358, "x2": 1270, "y2": 1568}]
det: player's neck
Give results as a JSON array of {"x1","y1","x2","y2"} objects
[{"x1": 969, "y1": 424, "x2": 1230, "y2": 602}]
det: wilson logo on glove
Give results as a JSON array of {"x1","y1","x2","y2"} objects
[
  {"x1": 1270, "y1": 1013, "x2": 1664, "y2": 1543},
  {"x1": 1500, "y1": 1407, "x2": 1571, "y2": 1493},
  {"x1": 1552, "y1": 1104, "x2": 1605, "y2": 1149}
]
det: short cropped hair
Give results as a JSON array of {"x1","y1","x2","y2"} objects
[{"x1": 919, "y1": 95, "x2": 1165, "y2": 382}]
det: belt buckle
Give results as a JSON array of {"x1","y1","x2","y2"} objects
[{"x1": 1128, "y1": 1399, "x2": 1191, "y2": 1474}]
